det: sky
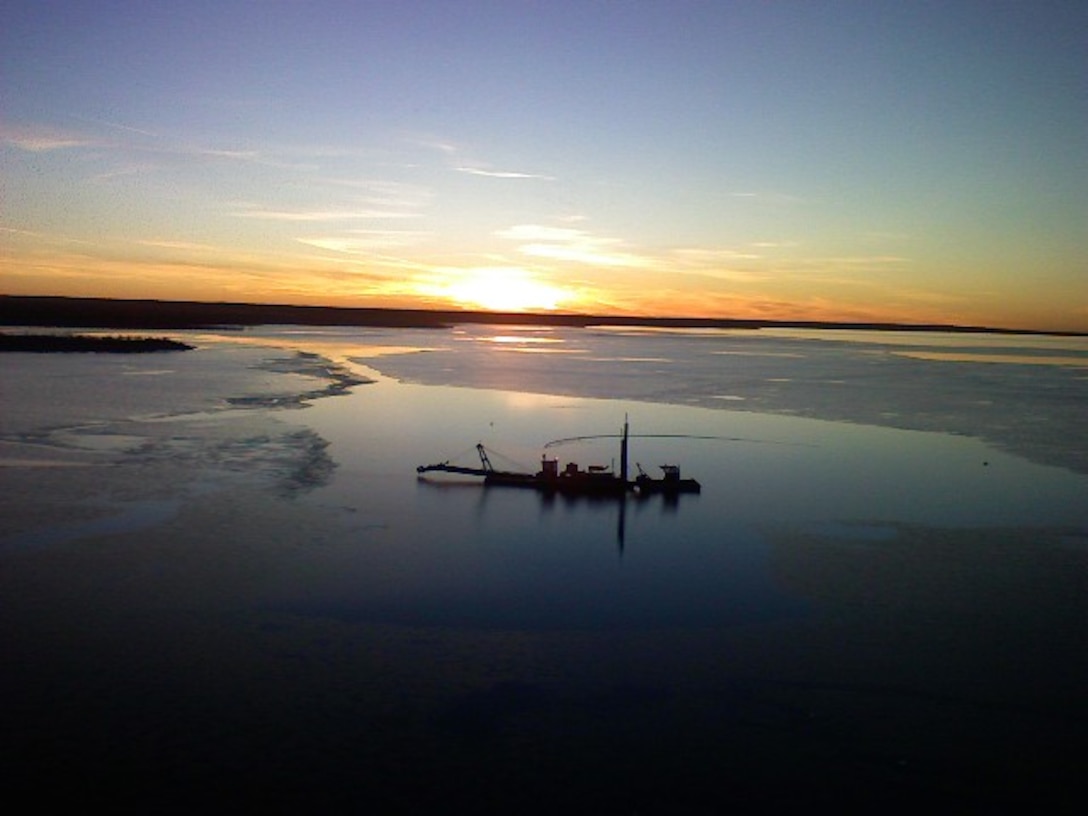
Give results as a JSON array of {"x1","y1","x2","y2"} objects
[{"x1": 2, "y1": 1, "x2": 1085, "y2": 331}]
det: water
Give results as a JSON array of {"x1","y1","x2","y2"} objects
[
  {"x1": 287, "y1": 371, "x2": 1085, "y2": 634},
  {"x1": 1, "y1": 325, "x2": 1086, "y2": 812}
]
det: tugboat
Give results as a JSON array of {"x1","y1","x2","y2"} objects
[{"x1": 416, "y1": 417, "x2": 700, "y2": 497}]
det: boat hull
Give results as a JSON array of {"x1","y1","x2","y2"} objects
[
  {"x1": 484, "y1": 471, "x2": 629, "y2": 495},
  {"x1": 634, "y1": 476, "x2": 701, "y2": 495}
]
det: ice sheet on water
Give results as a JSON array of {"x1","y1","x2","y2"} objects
[{"x1": 0, "y1": 343, "x2": 360, "y2": 542}]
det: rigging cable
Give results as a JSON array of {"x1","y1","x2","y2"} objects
[{"x1": 543, "y1": 433, "x2": 816, "y2": 449}]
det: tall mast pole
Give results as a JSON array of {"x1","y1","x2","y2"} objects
[{"x1": 620, "y1": 414, "x2": 629, "y2": 485}]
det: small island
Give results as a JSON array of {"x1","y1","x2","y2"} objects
[{"x1": 0, "y1": 333, "x2": 194, "y2": 354}]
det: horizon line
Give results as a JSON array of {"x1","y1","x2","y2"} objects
[{"x1": 1, "y1": 293, "x2": 1085, "y2": 338}]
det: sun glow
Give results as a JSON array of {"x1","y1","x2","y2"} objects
[{"x1": 426, "y1": 267, "x2": 572, "y2": 312}]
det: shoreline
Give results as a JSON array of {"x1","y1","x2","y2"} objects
[
  {"x1": 4, "y1": 294, "x2": 1084, "y2": 337},
  {"x1": 0, "y1": 332, "x2": 194, "y2": 353}
]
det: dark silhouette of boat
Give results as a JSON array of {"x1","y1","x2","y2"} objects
[
  {"x1": 634, "y1": 463, "x2": 701, "y2": 495},
  {"x1": 416, "y1": 417, "x2": 700, "y2": 497}
]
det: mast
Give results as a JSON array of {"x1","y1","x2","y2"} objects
[{"x1": 620, "y1": 414, "x2": 629, "y2": 485}]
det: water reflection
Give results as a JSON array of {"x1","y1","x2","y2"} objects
[{"x1": 417, "y1": 475, "x2": 700, "y2": 555}]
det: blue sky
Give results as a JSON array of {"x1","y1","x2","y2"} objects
[{"x1": 2, "y1": 1, "x2": 1085, "y2": 330}]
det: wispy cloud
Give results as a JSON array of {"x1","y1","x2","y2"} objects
[
  {"x1": 198, "y1": 148, "x2": 262, "y2": 161},
  {"x1": 1, "y1": 120, "x2": 318, "y2": 178},
  {"x1": 1, "y1": 226, "x2": 56, "y2": 239},
  {"x1": 667, "y1": 248, "x2": 770, "y2": 282},
  {"x1": 0, "y1": 123, "x2": 101, "y2": 152},
  {"x1": 409, "y1": 135, "x2": 460, "y2": 156},
  {"x1": 411, "y1": 133, "x2": 554, "y2": 181},
  {"x1": 297, "y1": 229, "x2": 428, "y2": 253},
  {"x1": 135, "y1": 239, "x2": 222, "y2": 252},
  {"x1": 69, "y1": 115, "x2": 159, "y2": 139},
  {"x1": 892, "y1": 288, "x2": 966, "y2": 305},
  {"x1": 498, "y1": 225, "x2": 584, "y2": 243},
  {"x1": 314, "y1": 179, "x2": 434, "y2": 210},
  {"x1": 672, "y1": 247, "x2": 764, "y2": 263},
  {"x1": 231, "y1": 208, "x2": 420, "y2": 222},
  {"x1": 496, "y1": 226, "x2": 800, "y2": 277},
  {"x1": 456, "y1": 166, "x2": 554, "y2": 180},
  {"x1": 497, "y1": 224, "x2": 651, "y2": 268},
  {"x1": 750, "y1": 241, "x2": 797, "y2": 249},
  {"x1": 0, "y1": 226, "x2": 100, "y2": 247}
]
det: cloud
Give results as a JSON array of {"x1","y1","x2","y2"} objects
[
  {"x1": 69, "y1": 115, "x2": 159, "y2": 139},
  {"x1": 496, "y1": 223, "x2": 651, "y2": 268},
  {"x1": 0, "y1": 226, "x2": 100, "y2": 247},
  {"x1": 0, "y1": 124, "x2": 100, "y2": 152},
  {"x1": 297, "y1": 230, "x2": 428, "y2": 253},
  {"x1": 227, "y1": 173, "x2": 432, "y2": 239},
  {"x1": 313, "y1": 179, "x2": 434, "y2": 214},
  {"x1": 497, "y1": 225, "x2": 584, "y2": 242},
  {"x1": 1, "y1": 120, "x2": 328, "y2": 187},
  {"x1": 456, "y1": 166, "x2": 554, "y2": 180},
  {"x1": 135, "y1": 239, "x2": 222, "y2": 252},
  {"x1": 409, "y1": 135, "x2": 460, "y2": 156},
  {"x1": 231, "y1": 208, "x2": 419, "y2": 222},
  {"x1": 892, "y1": 288, "x2": 967, "y2": 305},
  {"x1": 672, "y1": 248, "x2": 764, "y2": 264},
  {"x1": 411, "y1": 134, "x2": 553, "y2": 179},
  {"x1": 198, "y1": 148, "x2": 263, "y2": 161},
  {"x1": 519, "y1": 243, "x2": 648, "y2": 267},
  {"x1": 0, "y1": 226, "x2": 54, "y2": 239}
]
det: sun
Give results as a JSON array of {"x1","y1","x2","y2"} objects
[{"x1": 431, "y1": 267, "x2": 572, "y2": 312}]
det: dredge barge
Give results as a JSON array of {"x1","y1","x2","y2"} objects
[{"x1": 416, "y1": 418, "x2": 700, "y2": 497}]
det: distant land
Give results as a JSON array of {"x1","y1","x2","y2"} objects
[
  {"x1": 1, "y1": 295, "x2": 1083, "y2": 336},
  {"x1": 0, "y1": 332, "x2": 194, "y2": 353}
]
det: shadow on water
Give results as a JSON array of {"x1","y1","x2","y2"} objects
[{"x1": 416, "y1": 476, "x2": 699, "y2": 555}]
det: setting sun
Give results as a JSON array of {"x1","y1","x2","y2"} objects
[{"x1": 425, "y1": 267, "x2": 573, "y2": 312}]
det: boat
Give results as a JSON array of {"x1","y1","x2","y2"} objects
[
  {"x1": 634, "y1": 463, "x2": 701, "y2": 495},
  {"x1": 416, "y1": 418, "x2": 700, "y2": 497}
]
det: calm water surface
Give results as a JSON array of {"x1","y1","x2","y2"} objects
[
  {"x1": 292, "y1": 367, "x2": 1087, "y2": 632},
  {"x1": 3, "y1": 326, "x2": 1085, "y2": 812}
]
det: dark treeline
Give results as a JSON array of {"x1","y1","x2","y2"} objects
[
  {"x1": 0, "y1": 332, "x2": 194, "y2": 354},
  {"x1": 0, "y1": 295, "x2": 764, "y2": 330},
  {"x1": 2, "y1": 295, "x2": 1080, "y2": 336}
]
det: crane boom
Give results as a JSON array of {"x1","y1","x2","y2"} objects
[{"x1": 415, "y1": 442, "x2": 494, "y2": 477}]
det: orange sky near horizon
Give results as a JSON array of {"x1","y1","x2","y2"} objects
[{"x1": 2, "y1": 229, "x2": 1080, "y2": 332}]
